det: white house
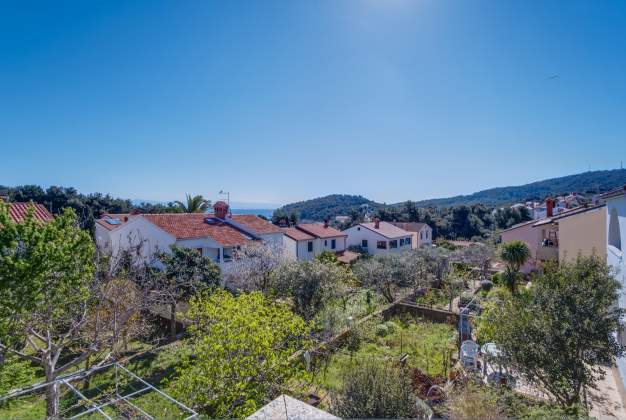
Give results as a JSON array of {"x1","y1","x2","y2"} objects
[
  {"x1": 282, "y1": 222, "x2": 347, "y2": 261},
  {"x1": 601, "y1": 186, "x2": 626, "y2": 389},
  {"x1": 389, "y1": 222, "x2": 433, "y2": 248},
  {"x1": 95, "y1": 201, "x2": 283, "y2": 272},
  {"x1": 343, "y1": 220, "x2": 414, "y2": 255}
]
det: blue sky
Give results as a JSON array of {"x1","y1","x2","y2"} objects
[{"x1": 1, "y1": 0, "x2": 625, "y2": 206}]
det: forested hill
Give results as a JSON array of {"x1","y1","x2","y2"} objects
[
  {"x1": 411, "y1": 169, "x2": 626, "y2": 207},
  {"x1": 274, "y1": 194, "x2": 381, "y2": 222},
  {"x1": 275, "y1": 169, "x2": 626, "y2": 222}
]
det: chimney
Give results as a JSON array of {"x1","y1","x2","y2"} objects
[
  {"x1": 374, "y1": 218, "x2": 380, "y2": 229},
  {"x1": 546, "y1": 198, "x2": 554, "y2": 218},
  {"x1": 323, "y1": 219, "x2": 329, "y2": 228},
  {"x1": 124, "y1": 216, "x2": 129, "y2": 222},
  {"x1": 214, "y1": 201, "x2": 230, "y2": 219}
]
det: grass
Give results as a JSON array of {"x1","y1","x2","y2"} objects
[
  {"x1": 0, "y1": 343, "x2": 189, "y2": 419},
  {"x1": 311, "y1": 315, "x2": 457, "y2": 394}
]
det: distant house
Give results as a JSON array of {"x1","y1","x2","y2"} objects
[
  {"x1": 601, "y1": 185, "x2": 626, "y2": 390},
  {"x1": 343, "y1": 219, "x2": 414, "y2": 255},
  {"x1": 500, "y1": 199, "x2": 606, "y2": 273},
  {"x1": 3, "y1": 202, "x2": 53, "y2": 224},
  {"x1": 95, "y1": 201, "x2": 283, "y2": 272},
  {"x1": 389, "y1": 222, "x2": 433, "y2": 248},
  {"x1": 282, "y1": 222, "x2": 347, "y2": 261}
]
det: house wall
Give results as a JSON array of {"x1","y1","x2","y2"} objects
[
  {"x1": 417, "y1": 226, "x2": 433, "y2": 247},
  {"x1": 558, "y1": 207, "x2": 607, "y2": 262},
  {"x1": 98, "y1": 217, "x2": 176, "y2": 265},
  {"x1": 344, "y1": 225, "x2": 412, "y2": 255},
  {"x1": 500, "y1": 223, "x2": 541, "y2": 273},
  {"x1": 605, "y1": 194, "x2": 626, "y2": 391},
  {"x1": 283, "y1": 236, "x2": 298, "y2": 260}
]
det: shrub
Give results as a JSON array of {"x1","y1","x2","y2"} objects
[
  {"x1": 447, "y1": 382, "x2": 500, "y2": 420},
  {"x1": 480, "y1": 279, "x2": 493, "y2": 292},
  {"x1": 332, "y1": 359, "x2": 424, "y2": 418},
  {"x1": 384, "y1": 320, "x2": 398, "y2": 334},
  {"x1": 375, "y1": 324, "x2": 389, "y2": 337}
]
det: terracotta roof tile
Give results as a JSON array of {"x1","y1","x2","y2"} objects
[
  {"x1": 359, "y1": 221, "x2": 411, "y2": 239},
  {"x1": 95, "y1": 214, "x2": 132, "y2": 231},
  {"x1": 139, "y1": 213, "x2": 280, "y2": 247},
  {"x1": 295, "y1": 223, "x2": 347, "y2": 239},
  {"x1": 6, "y1": 203, "x2": 53, "y2": 223},
  {"x1": 390, "y1": 222, "x2": 428, "y2": 232},
  {"x1": 282, "y1": 227, "x2": 315, "y2": 241}
]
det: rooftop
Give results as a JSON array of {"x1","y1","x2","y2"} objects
[
  {"x1": 246, "y1": 394, "x2": 338, "y2": 420},
  {"x1": 389, "y1": 221, "x2": 428, "y2": 232},
  {"x1": 295, "y1": 223, "x2": 347, "y2": 239},
  {"x1": 282, "y1": 227, "x2": 315, "y2": 241},
  {"x1": 359, "y1": 221, "x2": 412, "y2": 239},
  {"x1": 4, "y1": 202, "x2": 54, "y2": 223}
]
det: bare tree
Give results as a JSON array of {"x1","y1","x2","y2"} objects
[{"x1": 226, "y1": 242, "x2": 286, "y2": 292}]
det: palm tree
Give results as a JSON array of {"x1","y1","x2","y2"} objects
[
  {"x1": 175, "y1": 194, "x2": 210, "y2": 213},
  {"x1": 499, "y1": 240, "x2": 530, "y2": 295}
]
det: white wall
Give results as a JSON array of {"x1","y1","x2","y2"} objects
[
  {"x1": 284, "y1": 236, "x2": 298, "y2": 260},
  {"x1": 286, "y1": 235, "x2": 347, "y2": 261},
  {"x1": 99, "y1": 216, "x2": 176, "y2": 265},
  {"x1": 606, "y1": 195, "x2": 626, "y2": 392},
  {"x1": 417, "y1": 225, "x2": 433, "y2": 247},
  {"x1": 344, "y1": 225, "x2": 412, "y2": 255}
]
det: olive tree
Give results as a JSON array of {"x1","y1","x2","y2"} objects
[
  {"x1": 155, "y1": 245, "x2": 221, "y2": 340},
  {"x1": 0, "y1": 205, "x2": 148, "y2": 417},
  {"x1": 492, "y1": 256, "x2": 624, "y2": 410},
  {"x1": 273, "y1": 259, "x2": 349, "y2": 321}
]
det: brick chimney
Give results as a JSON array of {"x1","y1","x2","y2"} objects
[
  {"x1": 323, "y1": 219, "x2": 329, "y2": 228},
  {"x1": 214, "y1": 201, "x2": 229, "y2": 219},
  {"x1": 374, "y1": 218, "x2": 380, "y2": 229},
  {"x1": 546, "y1": 198, "x2": 554, "y2": 218}
]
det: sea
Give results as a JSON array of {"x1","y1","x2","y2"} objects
[{"x1": 230, "y1": 208, "x2": 275, "y2": 218}]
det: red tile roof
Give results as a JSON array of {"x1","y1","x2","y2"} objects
[
  {"x1": 6, "y1": 202, "x2": 53, "y2": 223},
  {"x1": 95, "y1": 214, "x2": 132, "y2": 231},
  {"x1": 140, "y1": 213, "x2": 280, "y2": 247},
  {"x1": 229, "y1": 214, "x2": 282, "y2": 234},
  {"x1": 282, "y1": 227, "x2": 315, "y2": 241},
  {"x1": 336, "y1": 250, "x2": 360, "y2": 264},
  {"x1": 390, "y1": 222, "x2": 428, "y2": 233},
  {"x1": 360, "y1": 221, "x2": 412, "y2": 239},
  {"x1": 295, "y1": 223, "x2": 347, "y2": 239}
]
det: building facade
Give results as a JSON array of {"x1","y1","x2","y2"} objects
[
  {"x1": 282, "y1": 222, "x2": 347, "y2": 261},
  {"x1": 343, "y1": 220, "x2": 414, "y2": 255}
]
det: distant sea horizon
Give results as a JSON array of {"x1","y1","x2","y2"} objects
[{"x1": 230, "y1": 208, "x2": 275, "y2": 218}]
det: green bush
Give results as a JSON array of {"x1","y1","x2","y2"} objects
[
  {"x1": 384, "y1": 321, "x2": 398, "y2": 334},
  {"x1": 332, "y1": 359, "x2": 423, "y2": 418},
  {"x1": 375, "y1": 324, "x2": 389, "y2": 337}
]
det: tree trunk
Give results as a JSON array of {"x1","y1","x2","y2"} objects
[
  {"x1": 44, "y1": 363, "x2": 59, "y2": 419},
  {"x1": 169, "y1": 302, "x2": 177, "y2": 342}
]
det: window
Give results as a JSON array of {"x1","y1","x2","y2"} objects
[
  {"x1": 400, "y1": 239, "x2": 405, "y2": 246},
  {"x1": 377, "y1": 241, "x2": 387, "y2": 249},
  {"x1": 425, "y1": 231, "x2": 429, "y2": 239},
  {"x1": 324, "y1": 240, "x2": 328, "y2": 246},
  {"x1": 406, "y1": 237, "x2": 411, "y2": 245},
  {"x1": 609, "y1": 208, "x2": 622, "y2": 251},
  {"x1": 420, "y1": 232, "x2": 423, "y2": 239},
  {"x1": 357, "y1": 227, "x2": 361, "y2": 231},
  {"x1": 308, "y1": 241, "x2": 313, "y2": 252},
  {"x1": 389, "y1": 240, "x2": 398, "y2": 249},
  {"x1": 331, "y1": 239, "x2": 336, "y2": 249},
  {"x1": 196, "y1": 248, "x2": 203, "y2": 256},
  {"x1": 362, "y1": 239, "x2": 368, "y2": 248}
]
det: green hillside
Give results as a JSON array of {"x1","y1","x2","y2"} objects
[
  {"x1": 275, "y1": 169, "x2": 626, "y2": 221},
  {"x1": 412, "y1": 169, "x2": 626, "y2": 207}
]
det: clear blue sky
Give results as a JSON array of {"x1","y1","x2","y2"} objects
[{"x1": 2, "y1": 1, "x2": 625, "y2": 206}]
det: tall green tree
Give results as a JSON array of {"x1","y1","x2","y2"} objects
[
  {"x1": 492, "y1": 256, "x2": 624, "y2": 410},
  {"x1": 499, "y1": 240, "x2": 530, "y2": 294},
  {"x1": 172, "y1": 290, "x2": 311, "y2": 417},
  {"x1": 175, "y1": 193, "x2": 210, "y2": 213},
  {"x1": 156, "y1": 246, "x2": 221, "y2": 340},
  {"x1": 0, "y1": 205, "x2": 95, "y2": 417}
]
